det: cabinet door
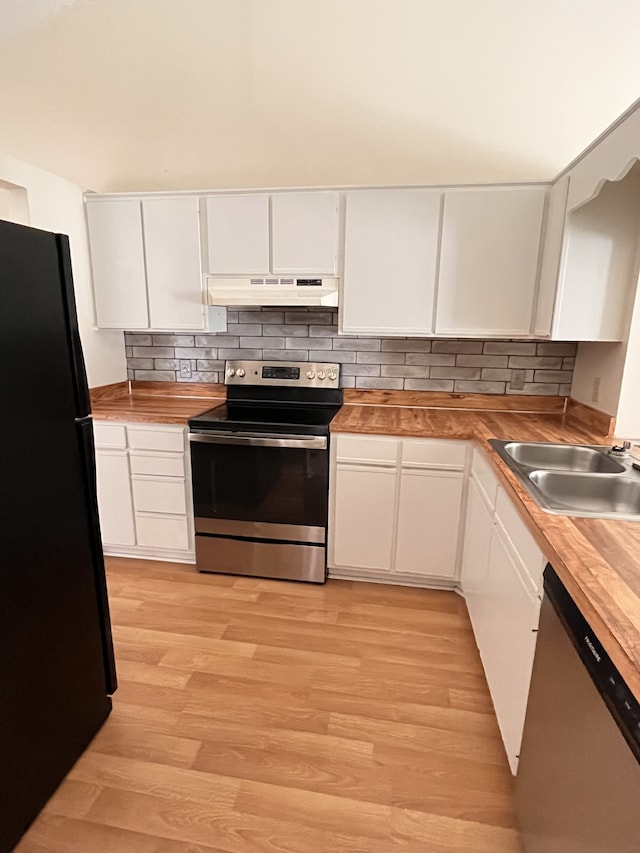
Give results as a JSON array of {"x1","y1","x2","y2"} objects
[
  {"x1": 460, "y1": 476, "x2": 494, "y2": 643},
  {"x1": 342, "y1": 190, "x2": 441, "y2": 336},
  {"x1": 95, "y1": 448, "x2": 136, "y2": 547},
  {"x1": 204, "y1": 194, "x2": 270, "y2": 275},
  {"x1": 394, "y1": 470, "x2": 463, "y2": 578},
  {"x1": 533, "y1": 177, "x2": 569, "y2": 336},
  {"x1": 272, "y1": 192, "x2": 338, "y2": 274},
  {"x1": 332, "y1": 465, "x2": 396, "y2": 571},
  {"x1": 86, "y1": 199, "x2": 149, "y2": 329},
  {"x1": 436, "y1": 187, "x2": 546, "y2": 336},
  {"x1": 142, "y1": 197, "x2": 205, "y2": 330},
  {"x1": 483, "y1": 525, "x2": 541, "y2": 774}
]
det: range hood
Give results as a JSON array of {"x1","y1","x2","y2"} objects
[{"x1": 206, "y1": 276, "x2": 339, "y2": 307}]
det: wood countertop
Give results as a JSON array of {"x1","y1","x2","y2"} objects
[
  {"x1": 90, "y1": 381, "x2": 224, "y2": 424},
  {"x1": 332, "y1": 401, "x2": 640, "y2": 701},
  {"x1": 90, "y1": 383, "x2": 640, "y2": 700}
]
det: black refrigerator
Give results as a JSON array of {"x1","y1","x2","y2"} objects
[{"x1": 0, "y1": 220, "x2": 117, "y2": 853}]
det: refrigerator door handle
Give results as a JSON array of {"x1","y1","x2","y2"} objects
[{"x1": 56, "y1": 234, "x2": 92, "y2": 419}]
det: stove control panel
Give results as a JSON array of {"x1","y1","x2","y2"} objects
[{"x1": 225, "y1": 360, "x2": 340, "y2": 388}]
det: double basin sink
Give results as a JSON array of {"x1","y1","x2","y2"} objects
[{"x1": 489, "y1": 440, "x2": 640, "y2": 520}]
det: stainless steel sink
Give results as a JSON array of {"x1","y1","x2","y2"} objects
[
  {"x1": 501, "y1": 441, "x2": 626, "y2": 474},
  {"x1": 529, "y1": 471, "x2": 640, "y2": 516},
  {"x1": 489, "y1": 439, "x2": 640, "y2": 520}
]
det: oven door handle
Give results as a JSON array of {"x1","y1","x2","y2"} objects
[{"x1": 188, "y1": 431, "x2": 327, "y2": 450}]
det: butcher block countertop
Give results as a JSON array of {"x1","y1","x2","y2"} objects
[
  {"x1": 332, "y1": 392, "x2": 640, "y2": 702},
  {"x1": 90, "y1": 380, "x2": 225, "y2": 424},
  {"x1": 91, "y1": 381, "x2": 640, "y2": 700}
]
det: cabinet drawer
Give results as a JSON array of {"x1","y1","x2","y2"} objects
[
  {"x1": 495, "y1": 489, "x2": 545, "y2": 593},
  {"x1": 335, "y1": 434, "x2": 399, "y2": 465},
  {"x1": 131, "y1": 475, "x2": 187, "y2": 515},
  {"x1": 472, "y1": 448, "x2": 500, "y2": 508},
  {"x1": 401, "y1": 439, "x2": 467, "y2": 469},
  {"x1": 94, "y1": 422, "x2": 127, "y2": 449},
  {"x1": 135, "y1": 513, "x2": 191, "y2": 551},
  {"x1": 130, "y1": 451, "x2": 186, "y2": 478},
  {"x1": 127, "y1": 425, "x2": 185, "y2": 453}
]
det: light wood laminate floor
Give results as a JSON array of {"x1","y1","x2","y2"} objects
[{"x1": 16, "y1": 558, "x2": 522, "y2": 852}]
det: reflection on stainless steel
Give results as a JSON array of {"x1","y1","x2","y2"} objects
[
  {"x1": 195, "y1": 517, "x2": 325, "y2": 544},
  {"x1": 489, "y1": 439, "x2": 640, "y2": 520},
  {"x1": 189, "y1": 431, "x2": 327, "y2": 450},
  {"x1": 502, "y1": 441, "x2": 625, "y2": 474},
  {"x1": 529, "y1": 471, "x2": 640, "y2": 515},
  {"x1": 195, "y1": 535, "x2": 326, "y2": 583}
]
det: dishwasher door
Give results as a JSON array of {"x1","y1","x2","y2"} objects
[{"x1": 516, "y1": 566, "x2": 640, "y2": 853}]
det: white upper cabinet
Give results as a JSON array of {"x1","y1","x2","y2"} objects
[
  {"x1": 533, "y1": 177, "x2": 570, "y2": 337},
  {"x1": 341, "y1": 189, "x2": 441, "y2": 336},
  {"x1": 142, "y1": 197, "x2": 204, "y2": 330},
  {"x1": 205, "y1": 194, "x2": 270, "y2": 275},
  {"x1": 567, "y1": 103, "x2": 640, "y2": 212},
  {"x1": 86, "y1": 199, "x2": 149, "y2": 329},
  {"x1": 271, "y1": 192, "x2": 338, "y2": 275},
  {"x1": 435, "y1": 186, "x2": 546, "y2": 337},
  {"x1": 87, "y1": 196, "x2": 205, "y2": 331}
]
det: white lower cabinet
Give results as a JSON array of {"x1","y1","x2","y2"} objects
[
  {"x1": 460, "y1": 448, "x2": 545, "y2": 774},
  {"x1": 95, "y1": 448, "x2": 136, "y2": 547},
  {"x1": 329, "y1": 433, "x2": 468, "y2": 584},
  {"x1": 94, "y1": 421, "x2": 194, "y2": 561}
]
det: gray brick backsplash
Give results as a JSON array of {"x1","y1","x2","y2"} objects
[
  {"x1": 288, "y1": 337, "x2": 332, "y2": 350},
  {"x1": 132, "y1": 346, "x2": 174, "y2": 358},
  {"x1": 432, "y1": 340, "x2": 482, "y2": 354},
  {"x1": 133, "y1": 369, "x2": 176, "y2": 381},
  {"x1": 226, "y1": 324, "x2": 262, "y2": 336},
  {"x1": 309, "y1": 350, "x2": 356, "y2": 363},
  {"x1": 404, "y1": 379, "x2": 455, "y2": 391},
  {"x1": 125, "y1": 308, "x2": 577, "y2": 395},
  {"x1": 357, "y1": 351, "x2": 405, "y2": 364},
  {"x1": 483, "y1": 341, "x2": 537, "y2": 356},
  {"x1": 263, "y1": 349, "x2": 308, "y2": 361},
  {"x1": 406, "y1": 353, "x2": 455, "y2": 366},
  {"x1": 239, "y1": 311, "x2": 284, "y2": 324},
  {"x1": 533, "y1": 370, "x2": 574, "y2": 383},
  {"x1": 382, "y1": 339, "x2": 432, "y2": 352},
  {"x1": 457, "y1": 354, "x2": 509, "y2": 368},
  {"x1": 125, "y1": 333, "x2": 152, "y2": 346},
  {"x1": 508, "y1": 356, "x2": 563, "y2": 369},
  {"x1": 333, "y1": 337, "x2": 380, "y2": 351},
  {"x1": 356, "y1": 377, "x2": 404, "y2": 390},
  {"x1": 455, "y1": 380, "x2": 507, "y2": 394},
  {"x1": 431, "y1": 367, "x2": 481, "y2": 380},
  {"x1": 381, "y1": 365, "x2": 431, "y2": 378},
  {"x1": 128, "y1": 357, "x2": 154, "y2": 369},
  {"x1": 536, "y1": 342, "x2": 576, "y2": 357},
  {"x1": 241, "y1": 336, "x2": 282, "y2": 349},
  {"x1": 154, "y1": 359, "x2": 181, "y2": 370},
  {"x1": 151, "y1": 334, "x2": 195, "y2": 347}
]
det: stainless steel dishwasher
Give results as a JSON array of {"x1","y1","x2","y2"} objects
[{"x1": 516, "y1": 564, "x2": 640, "y2": 853}]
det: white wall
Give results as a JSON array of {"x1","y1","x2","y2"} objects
[{"x1": 0, "y1": 151, "x2": 126, "y2": 387}]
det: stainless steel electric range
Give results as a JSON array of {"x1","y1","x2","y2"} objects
[{"x1": 188, "y1": 360, "x2": 342, "y2": 583}]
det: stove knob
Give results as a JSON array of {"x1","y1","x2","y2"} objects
[
  {"x1": 237, "y1": 368, "x2": 246, "y2": 378},
  {"x1": 306, "y1": 370, "x2": 316, "y2": 379},
  {"x1": 226, "y1": 367, "x2": 236, "y2": 378},
  {"x1": 328, "y1": 370, "x2": 337, "y2": 380},
  {"x1": 317, "y1": 370, "x2": 326, "y2": 380}
]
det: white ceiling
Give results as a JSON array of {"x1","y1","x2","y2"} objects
[{"x1": 0, "y1": 0, "x2": 639, "y2": 192}]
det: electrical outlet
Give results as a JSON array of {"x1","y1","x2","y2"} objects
[
  {"x1": 179, "y1": 360, "x2": 192, "y2": 380},
  {"x1": 510, "y1": 369, "x2": 525, "y2": 391},
  {"x1": 592, "y1": 377, "x2": 601, "y2": 403}
]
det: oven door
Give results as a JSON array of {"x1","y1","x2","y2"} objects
[{"x1": 189, "y1": 431, "x2": 329, "y2": 544}]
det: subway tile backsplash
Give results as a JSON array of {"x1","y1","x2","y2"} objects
[{"x1": 125, "y1": 308, "x2": 577, "y2": 395}]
